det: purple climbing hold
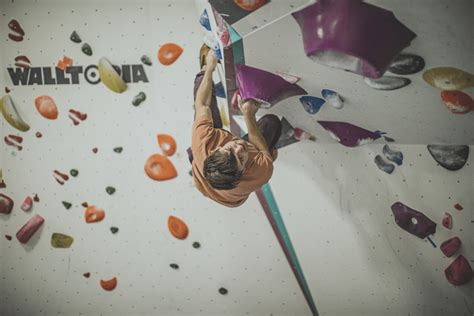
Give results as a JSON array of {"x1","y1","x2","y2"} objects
[
  {"x1": 199, "y1": 9, "x2": 212, "y2": 31},
  {"x1": 388, "y1": 53, "x2": 425, "y2": 75},
  {"x1": 364, "y1": 76, "x2": 411, "y2": 90},
  {"x1": 321, "y1": 89, "x2": 343, "y2": 109},
  {"x1": 299, "y1": 96, "x2": 325, "y2": 114},
  {"x1": 440, "y1": 237, "x2": 461, "y2": 258},
  {"x1": 235, "y1": 64, "x2": 307, "y2": 108},
  {"x1": 215, "y1": 82, "x2": 226, "y2": 98},
  {"x1": 291, "y1": 0, "x2": 416, "y2": 78},
  {"x1": 0, "y1": 193, "x2": 14, "y2": 214},
  {"x1": 383, "y1": 144, "x2": 403, "y2": 165},
  {"x1": 374, "y1": 155, "x2": 394, "y2": 174},
  {"x1": 390, "y1": 202, "x2": 436, "y2": 239},
  {"x1": 317, "y1": 121, "x2": 384, "y2": 147}
]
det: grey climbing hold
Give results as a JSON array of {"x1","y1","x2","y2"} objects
[
  {"x1": 110, "y1": 227, "x2": 119, "y2": 234},
  {"x1": 388, "y1": 53, "x2": 425, "y2": 75},
  {"x1": 70, "y1": 31, "x2": 81, "y2": 43},
  {"x1": 170, "y1": 263, "x2": 179, "y2": 269},
  {"x1": 364, "y1": 76, "x2": 411, "y2": 90},
  {"x1": 374, "y1": 155, "x2": 394, "y2": 174},
  {"x1": 62, "y1": 201, "x2": 72, "y2": 209},
  {"x1": 70, "y1": 169, "x2": 79, "y2": 177},
  {"x1": 81, "y1": 43, "x2": 92, "y2": 56},
  {"x1": 132, "y1": 92, "x2": 146, "y2": 106},
  {"x1": 427, "y1": 145, "x2": 469, "y2": 171},
  {"x1": 192, "y1": 242, "x2": 200, "y2": 249},
  {"x1": 383, "y1": 145, "x2": 403, "y2": 166},
  {"x1": 218, "y1": 287, "x2": 228, "y2": 295},
  {"x1": 113, "y1": 147, "x2": 123, "y2": 153},
  {"x1": 106, "y1": 186, "x2": 116, "y2": 195},
  {"x1": 141, "y1": 55, "x2": 152, "y2": 66}
]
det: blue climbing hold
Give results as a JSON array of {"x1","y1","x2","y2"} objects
[
  {"x1": 199, "y1": 9, "x2": 211, "y2": 31},
  {"x1": 299, "y1": 96, "x2": 325, "y2": 114},
  {"x1": 215, "y1": 82, "x2": 226, "y2": 98},
  {"x1": 321, "y1": 89, "x2": 344, "y2": 109},
  {"x1": 374, "y1": 155, "x2": 394, "y2": 174},
  {"x1": 383, "y1": 144, "x2": 403, "y2": 166}
]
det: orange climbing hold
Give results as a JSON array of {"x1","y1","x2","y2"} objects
[
  {"x1": 157, "y1": 134, "x2": 177, "y2": 156},
  {"x1": 144, "y1": 153, "x2": 177, "y2": 181},
  {"x1": 441, "y1": 90, "x2": 473, "y2": 114},
  {"x1": 233, "y1": 0, "x2": 268, "y2": 11},
  {"x1": 34, "y1": 95, "x2": 58, "y2": 120},
  {"x1": 168, "y1": 216, "x2": 189, "y2": 240},
  {"x1": 85, "y1": 205, "x2": 105, "y2": 223},
  {"x1": 100, "y1": 277, "x2": 117, "y2": 291},
  {"x1": 158, "y1": 43, "x2": 183, "y2": 66},
  {"x1": 56, "y1": 56, "x2": 73, "y2": 71}
]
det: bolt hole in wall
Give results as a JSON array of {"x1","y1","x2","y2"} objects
[{"x1": 1, "y1": 0, "x2": 474, "y2": 316}]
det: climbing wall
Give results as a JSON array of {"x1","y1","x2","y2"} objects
[{"x1": 1, "y1": 0, "x2": 473, "y2": 316}]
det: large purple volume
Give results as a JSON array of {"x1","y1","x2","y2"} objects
[
  {"x1": 390, "y1": 202, "x2": 436, "y2": 239},
  {"x1": 291, "y1": 0, "x2": 416, "y2": 78},
  {"x1": 317, "y1": 121, "x2": 383, "y2": 147},
  {"x1": 16, "y1": 214, "x2": 45, "y2": 243},
  {"x1": 235, "y1": 64, "x2": 307, "y2": 108}
]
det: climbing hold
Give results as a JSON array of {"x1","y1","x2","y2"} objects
[
  {"x1": 92, "y1": 147, "x2": 98, "y2": 153},
  {"x1": 1, "y1": 95, "x2": 30, "y2": 132},
  {"x1": 8, "y1": 19, "x2": 25, "y2": 42},
  {"x1": 321, "y1": 89, "x2": 343, "y2": 109},
  {"x1": 427, "y1": 145, "x2": 469, "y2": 171},
  {"x1": 168, "y1": 216, "x2": 189, "y2": 240},
  {"x1": 236, "y1": 64, "x2": 307, "y2": 108},
  {"x1": 35, "y1": 131, "x2": 42, "y2": 138},
  {"x1": 170, "y1": 263, "x2": 179, "y2": 269},
  {"x1": 274, "y1": 118, "x2": 299, "y2": 149},
  {"x1": 113, "y1": 147, "x2": 123, "y2": 153},
  {"x1": 81, "y1": 43, "x2": 93, "y2": 56},
  {"x1": 85, "y1": 205, "x2": 105, "y2": 223},
  {"x1": 70, "y1": 31, "x2": 81, "y2": 43},
  {"x1": 81, "y1": 202, "x2": 88, "y2": 207},
  {"x1": 192, "y1": 242, "x2": 200, "y2": 249},
  {"x1": 274, "y1": 71, "x2": 300, "y2": 84},
  {"x1": 423, "y1": 67, "x2": 474, "y2": 90},
  {"x1": 34, "y1": 95, "x2": 59, "y2": 120},
  {"x1": 388, "y1": 53, "x2": 425, "y2": 75},
  {"x1": 110, "y1": 227, "x2": 119, "y2": 234},
  {"x1": 56, "y1": 55, "x2": 73, "y2": 71},
  {"x1": 374, "y1": 155, "x2": 394, "y2": 174},
  {"x1": 141, "y1": 55, "x2": 152, "y2": 66},
  {"x1": 442, "y1": 212, "x2": 452, "y2": 230},
  {"x1": 62, "y1": 201, "x2": 72, "y2": 209},
  {"x1": 383, "y1": 144, "x2": 403, "y2": 165},
  {"x1": 100, "y1": 277, "x2": 117, "y2": 291},
  {"x1": 440, "y1": 237, "x2": 461, "y2": 258},
  {"x1": 294, "y1": 127, "x2": 316, "y2": 141},
  {"x1": 68, "y1": 109, "x2": 87, "y2": 126},
  {"x1": 440, "y1": 90, "x2": 473, "y2": 114},
  {"x1": 53, "y1": 170, "x2": 69, "y2": 185},
  {"x1": 132, "y1": 92, "x2": 146, "y2": 106},
  {"x1": 105, "y1": 186, "x2": 116, "y2": 195},
  {"x1": 234, "y1": 0, "x2": 267, "y2": 11},
  {"x1": 70, "y1": 169, "x2": 79, "y2": 177},
  {"x1": 364, "y1": 76, "x2": 411, "y2": 90},
  {"x1": 0, "y1": 193, "x2": 14, "y2": 214},
  {"x1": 20, "y1": 196, "x2": 33, "y2": 211},
  {"x1": 14, "y1": 55, "x2": 31, "y2": 68},
  {"x1": 454, "y1": 203, "x2": 463, "y2": 211},
  {"x1": 4, "y1": 134, "x2": 23, "y2": 151},
  {"x1": 158, "y1": 43, "x2": 183, "y2": 66},
  {"x1": 318, "y1": 121, "x2": 384, "y2": 147},
  {"x1": 218, "y1": 287, "x2": 228, "y2": 295},
  {"x1": 215, "y1": 82, "x2": 226, "y2": 98},
  {"x1": 51, "y1": 233, "x2": 74, "y2": 248},
  {"x1": 16, "y1": 214, "x2": 45, "y2": 243},
  {"x1": 5, "y1": 235, "x2": 12, "y2": 240},
  {"x1": 144, "y1": 153, "x2": 177, "y2": 181},
  {"x1": 299, "y1": 96, "x2": 325, "y2": 114},
  {"x1": 83, "y1": 272, "x2": 90, "y2": 278},
  {"x1": 98, "y1": 57, "x2": 127, "y2": 93},
  {"x1": 203, "y1": 33, "x2": 222, "y2": 60},
  {"x1": 157, "y1": 134, "x2": 177, "y2": 156},
  {"x1": 444, "y1": 255, "x2": 473, "y2": 286},
  {"x1": 33, "y1": 194, "x2": 39, "y2": 202},
  {"x1": 390, "y1": 202, "x2": 436, "y2": 239},
  {"x1": 384, "y1": 136, "x2": 395, "y2": 142},
  {"x1": 199, "y1": 9, "x2": 211, "y2": 31}
]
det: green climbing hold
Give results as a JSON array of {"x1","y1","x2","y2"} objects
[
  {"x1": 132, "y1": 92, "x2": 146, "y2": 106},
  {"x1": 51, "y1": 233, "x2": 74, "y2": 248},
  {"x1": 81, "y1": 43, "x2": 92, "y2": 56},
  {"x1": 192, "y1": 242, "x2": 200, "y2": 249},
  {"x1": 110, "y1": 227, "x2": 119, "y2": 234},
  {"x1": 70, "y1": 169, "x2": 79, "y2": 177},
  {"x1": 218, "y1": 287, "x2": 228, "y2": 295},
  {"x1": 141, "y1": 55, "x2": 152, "y2": 66},
  {"x1": 113, "y1": 147, "x2": 123, "y2": 153},
  {"x1": 170, "y1": 263, "x2": 179, "y2": 269},
  {"x1": 62, "y1": 201, "x2": 72, "y2": 209},
  {"x1": 106, "y1": 186, "x2": 116, "y2": 195},
  {"x1": 70, "y1": 31, "x2": 81, "y2": 43}
]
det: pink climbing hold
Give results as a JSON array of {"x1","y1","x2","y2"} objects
[
  {"x1": 21, "y1": 196, "x2": 33, "y2": 211},
  {"x1": 294, "y1": 128, "x2": 316, "y2": 141},
  {"x1": 16, "y1": 214, "x2": 45, "y2": 243},
  {"x1": 444, "y1": 255, "x2": 473, "y2": 286},
  {"x1": 442, "y1": 212, "x2": 452, "y2": 229},
  {"x1": 440, "y1": 236, "x2": 461, "y2": 258}
]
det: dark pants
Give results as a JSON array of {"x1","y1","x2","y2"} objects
[{"x1": 188, "y1": 71, "x2": 282, "y2": 163}]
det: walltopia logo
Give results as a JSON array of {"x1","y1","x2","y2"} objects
[{"x1": 7, "y1": 64, "x2": 149, "y2": 86}]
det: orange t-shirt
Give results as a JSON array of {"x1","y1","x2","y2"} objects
[{"x1": 191, "y1": 114, "x2": 273, "y2": 208}]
